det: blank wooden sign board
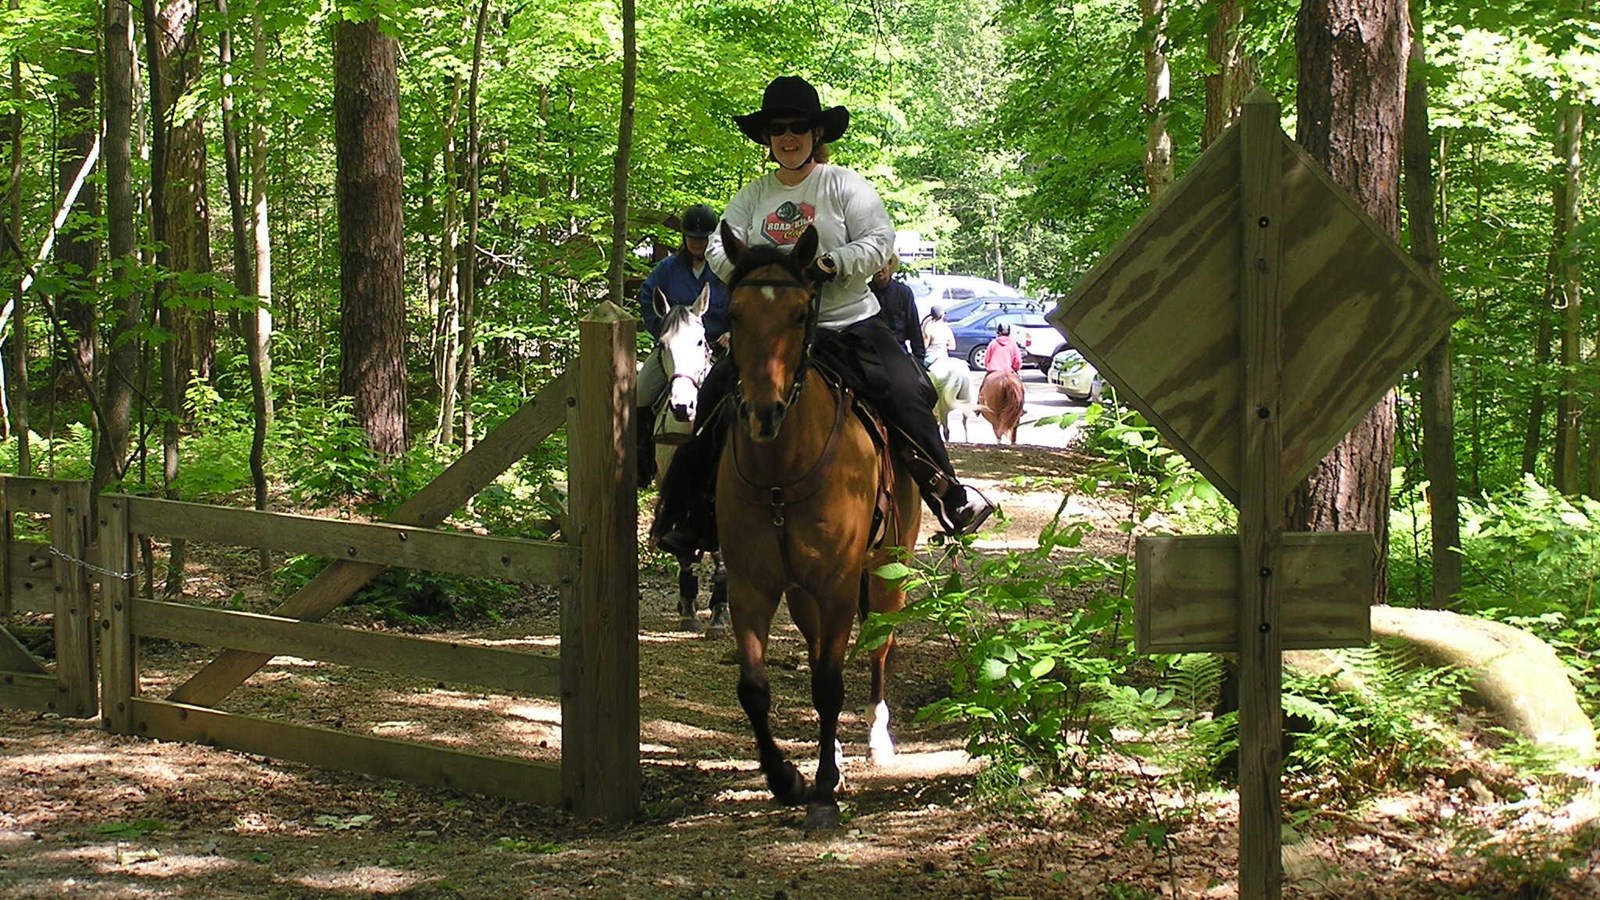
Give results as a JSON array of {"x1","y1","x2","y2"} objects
[{"x1": 1047, "y1": 89, "x2": 1458, "y2": 899}]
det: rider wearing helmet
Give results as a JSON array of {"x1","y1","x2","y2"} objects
[{"x1": 636, "y1": 204, "x2": 730, "y2": 486}]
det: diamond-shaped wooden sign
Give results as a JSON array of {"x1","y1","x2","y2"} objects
[{"x1": 1046, "y1": 125, "x2": 1459, "y2": 504}]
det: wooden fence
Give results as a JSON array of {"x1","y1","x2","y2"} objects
[{"x1": 0, "y1": 301, "x2": 640, "y2": 823}]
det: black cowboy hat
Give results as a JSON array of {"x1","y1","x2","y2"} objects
[{"x1": 734, "y1": 76, "x2": 849, "y2": 145}]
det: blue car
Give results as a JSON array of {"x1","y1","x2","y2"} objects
[{"x1": 949, "y1": 308, "x2": 1065, "y2": 370}]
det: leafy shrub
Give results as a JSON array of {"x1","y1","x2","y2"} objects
[
  {"x1": 1450, "y1": 476, "x2": 1600, "y2": 715},
  {"x1": 864, "y1": 516, "x2": 1143, "y2": 793},
  {"x1": 275, "y1": 553, "x2": 523, "y2": 627}
]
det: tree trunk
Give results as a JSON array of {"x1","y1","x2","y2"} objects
[
  {"x1": 1141, "y1": 0, "x2": 1173, "y2": 200},
  {"x1": 334, "y1": 17, "x2": 408, "y2": 459},
  {"x1": 96, "y1": 0, "x2": 139, "y2": 499},
  {"x1": 217, "y1": 0, "x2": 269, "y2": 573},
  {"x1": 250, "y1": 0, "x2": 273, "y2": 423},
  {"x1": 1524, "y1": 307, "x2": 1553, "y2": 477},
  {"x1": 7, "y1": 15, "x2": 27, "y2": 470},
  {"x1": 1203, "y1": 0, "x2": 1257, "y2": 148},
  {"x1": 142, "y1": 0, "x2": 187, "y2": 597},
  {"x1": 1403, "y1": 2, "x2": 1459, "y2": 607},
  {"x1": 459, "y1": 0, "x2": 490, "y2": 453},
  {"x1": 1291, "y1": 0, "x2": 1410, "y2": 603},
  {"x1": 607, "y1": 0, "x2": 637, "y2": 305},
  {"x1": 434, "y1": 78, "x2": 461, "y2": 445},
  {"x1": 1550, "y1": 98, "x2": 1583, "y2": 494},
  {"x1": 57, "y1": 64, "x2": 99, "y2": 383},
  {"x1": 156, "y1": 0, "x2": 216, "y2": 392}
]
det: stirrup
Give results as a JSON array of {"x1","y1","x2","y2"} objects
[{"x1": 939, "y1": 486, "x2": 997, "y2": 536}]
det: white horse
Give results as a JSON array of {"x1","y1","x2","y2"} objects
[
  {"x1": 649, "y1": 287, "x2": 728, "y2": 632},
  {"x1": 927, "y1": 355, "x2": 977, "y2": 442}
]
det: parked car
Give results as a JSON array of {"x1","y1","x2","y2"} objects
[
  {"x1": 904, "y1": 273, "x2": 1023, "y2": 320},
  {"x1": 939, "y1": 294, "x2": 1047, "y2": 325},
  {"x1": 1047, "y1": 348, "x2": 1104, "y2": 402},
  {"x1": 951, "y1": 308, "x2": 1060, "y2": 370}
]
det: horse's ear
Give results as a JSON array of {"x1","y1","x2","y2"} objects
[
  {"x1": 653, "y1": 289, "x2": 670, "y2": 319},
  {"x1": 794, "y1": 224, "x2": 819, "y2": 269},
  {"x1": 691, "y1": 284, "x2": 710, "y2": 317},
  {"x1": 720, "y1": 220, "x2": 746, "y2": 264}
]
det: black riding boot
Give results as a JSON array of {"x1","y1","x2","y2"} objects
[
  {"x1": 650, "y1": 357, "x2": 736, "y2": 556},
  {"x1": 891, "y1": 437, "x2": 997, "y2": 536},
  {"x1": 636, "y1": 405, "x2": 658, "y2": 490}
]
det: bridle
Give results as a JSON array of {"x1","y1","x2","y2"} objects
[{"x1": 728, "y1": 270, "x2": 822, "y2": 421}]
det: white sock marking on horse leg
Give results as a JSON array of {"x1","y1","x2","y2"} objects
[{"x1": 867, "y1": 700, "x2": 896, "y2": 764}]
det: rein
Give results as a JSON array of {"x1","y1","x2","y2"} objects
[{"x1": 726, "y1": 264, "x2": 830, "y2": 583}]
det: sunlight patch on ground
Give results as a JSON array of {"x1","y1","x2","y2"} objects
[
  {"x1": 642, "y1": 717, "x2": 728, "y2": 743},
  {"x1": 453, "y1": 635, "x2": 559, "y2": 649},
  {"x1": 291, "y1": 864, "x2": 427, "y2": 893}
]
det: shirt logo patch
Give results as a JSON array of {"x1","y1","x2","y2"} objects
[{"x1": 762, "y1": 201, "x2": 815, "y2": 246}]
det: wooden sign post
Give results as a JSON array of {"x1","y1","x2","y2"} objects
[{"x1": 1048, "y1": 89, "x2": 1458, "y2": 899}]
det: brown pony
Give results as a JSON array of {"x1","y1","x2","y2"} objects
[
  {"x1": 978, "y1": 370, "x2": 1024, "y2": 444},
  {"x1": 717, "y1": 221, "x2": 921, "y2": 831}
]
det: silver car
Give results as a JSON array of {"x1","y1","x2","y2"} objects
[{"x1": 1047, "y1": 349, "x2": 1103, "y2": 402}]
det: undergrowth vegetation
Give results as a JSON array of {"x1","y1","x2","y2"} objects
[{"x1": 868, "y1": 397, "x2": 1596, "y2": 889}]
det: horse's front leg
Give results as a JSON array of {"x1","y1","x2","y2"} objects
[
  {"x1": 675, "y1": 555, "x2": 703, "y2": 632},
  {"x1": 731, "y1": 583, "x2": 807, "y2": 806},
  {"x1": 707, "y1": 552, "x2": 729, "y2": 631},
  {"x1": 793, "y1": 588, "x2": 853, "y2": 832}
]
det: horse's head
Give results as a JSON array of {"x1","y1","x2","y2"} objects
[
  {"x1": 655, "y1": 286, "x2": 712, "y2": 424},
  {"x1": 722, "y1": 220, "x2": 820, "y2": 442}
]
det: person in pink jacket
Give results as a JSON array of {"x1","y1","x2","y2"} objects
[{"x1": 983, "y1": 321, "x2": 1024, "y2": 374}]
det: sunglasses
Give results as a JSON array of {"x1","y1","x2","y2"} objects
[{"x1": 763, "y1": 120, "x2": 815, "y2": 138}]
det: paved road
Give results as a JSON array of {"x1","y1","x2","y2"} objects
[{"x1": 944, "y1": 366, "x2": 1087, "y2": 450}]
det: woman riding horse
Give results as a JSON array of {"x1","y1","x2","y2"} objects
[{"x1": 651, "y1": 75, "x2": 995, "y2": 559}]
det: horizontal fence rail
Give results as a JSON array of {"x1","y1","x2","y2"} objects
[
  {"x1": 132, "y1": 599, "x2": 561, "y2": 698},
  {"x1": 125, "y1": 497, "x2": 577, "y2": 586},
  {"x1": 128, "y1": 698, "x2": 562, "y2": 805}
]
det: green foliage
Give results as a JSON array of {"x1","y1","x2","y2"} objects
[
  {"x1": 276, "y1": 553, "x2": 523, "y2": 627},
  {"x1": 1451, "y1": 476, "x2": 1600, "y2": 713},
  {"x1": 1280, "y1": 642, "x2": 1468, "y2": 800},
  {"x1": 864, "y1": 512, "x2": 1143, "y2": 795}
]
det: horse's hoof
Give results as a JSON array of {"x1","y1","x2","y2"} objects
[
  {"x1": 870, "y1": 747, "x2": 897, "y2": 768},
  {"x1": 707, "y1": 606, "x2": 730, "y2": 631},
  {"x1": 678, "y1": 615, "x2": 704, "y2": 633},
  {"x1": 803, "y1": 803, "x2": 842, "y2": 833},
  {"x1": 770, "y1": 763, "x2": 808, "y2": 806}
]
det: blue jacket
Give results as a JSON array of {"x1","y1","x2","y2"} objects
[{"x1": 639, "y1": 252, "x2": 730, "y2": 343}]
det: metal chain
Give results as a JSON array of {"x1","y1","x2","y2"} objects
[{"x1": 47, "y1": 546, "x2": 138, "y2": 581}]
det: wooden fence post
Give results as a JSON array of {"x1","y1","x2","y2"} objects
[
  {"x1": 98, "y1": 494, "x2": 135, "y2": 735},
  {"x1": 562, "y1": 300, "x2": 639, "y2": 822},
  {"x1": 49, "y1": 482, "x2": 97, "y2": 717}
]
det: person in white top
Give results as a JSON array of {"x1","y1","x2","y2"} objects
[
  {"x1": 651, "y1": 76, "x2": 996, "y2": 557},
  {"x1": 921, "y1": 305, "x2": 956, "y2": 366}
]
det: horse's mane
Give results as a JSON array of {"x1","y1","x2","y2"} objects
[
  {"x1": 658, "y1": 302, "x2": 698, "y2": 335},
  {"x1": 728, "y1": 244, "x2": 806, "y2": 289}
]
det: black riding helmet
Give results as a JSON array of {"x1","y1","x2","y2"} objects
[{"x1": 682, "y1": 204, "x2": 718, "y2": 238}]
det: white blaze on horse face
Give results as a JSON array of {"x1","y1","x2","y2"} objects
[
  {"x1": 659, "y1": 307, "x2": 711, "y2": 423},
  {"x1": 761, "y1": 286, "x2": 776, "y2": 302}
]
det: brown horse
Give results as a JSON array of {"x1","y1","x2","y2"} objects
[
  {"x1": 978, "y1": 369, "x2": 1024, "y2": 444},
  {"x1": 717, "y1": 221, "x2": 921, "y2": 831}
]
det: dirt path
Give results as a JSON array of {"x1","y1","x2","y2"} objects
[{"x1": 1, "y1": 444, "x2": 1594, "y2": 898}]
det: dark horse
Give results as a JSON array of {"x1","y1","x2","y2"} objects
[{"x1": 717, "y1": 222, "x2": 921, "y2": 831}]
